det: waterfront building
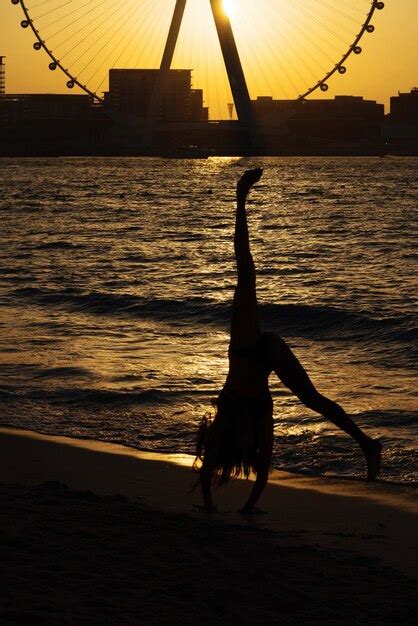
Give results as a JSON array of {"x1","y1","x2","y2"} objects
[
  {"x1": 0, "y1": 93, "x2": 92, "y2": 125},
  {"x1": 385, "y1": 88, "x2": 418, "y2": 154},
  {"x1": 252, "y1": 95, "x2": 384, "y2": 141},
  {"x1": 389, "y1": 88, "x2": 418, "y2": 124},
  {"x1": 0, "y1": 93, "x2": 108, "y2": 155},
  {"x1": 104, "y1": 69, "x2": 208, "y2": 122}
]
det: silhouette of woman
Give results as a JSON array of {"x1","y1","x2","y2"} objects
[{"x1": 195, "y1": 168, "x2": 382, "y2": 513}]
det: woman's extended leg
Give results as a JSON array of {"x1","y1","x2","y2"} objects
[
  {"x1": 264, "y1": 332, "x2": 382, "y2": 480},
  {"x1": 229, "y1": 168, "x2": 264, "y2": 350}
]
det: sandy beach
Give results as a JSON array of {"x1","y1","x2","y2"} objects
[{"x1": 1, "y1": 427, "x2": 417, "y2": 625}]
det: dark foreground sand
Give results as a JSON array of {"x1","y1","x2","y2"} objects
[{"x1": 0, "y1": 428, "x2": 417, "y2": 625}]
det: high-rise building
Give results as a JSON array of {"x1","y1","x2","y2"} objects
[
  {"x1": 190, "y1": 88, "x2": 209, "y2": 122},
  {"x1": 384, "y1": 88, "x2": 418, "y2": 154},
  {"x1": 390, "y1": 88, "x2": 418, "y2": 124},
  {"x1": 0, "y1": 57, "x2": 5, "y2": 95},
  {"x1": 105, "y1": 69, "x2": 208, "y2": 122}
]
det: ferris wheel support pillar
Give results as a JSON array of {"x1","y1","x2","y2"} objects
[
  {"x1": 142, "y1": 0, "x2": 187, "y2": 148},
  {"x1": 210, "y1": 0, "x2": 258, "y2": 148}
]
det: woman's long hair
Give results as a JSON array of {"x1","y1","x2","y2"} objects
[{"x1": 193, "y1": 398, "x2": 258, "y2": 485}]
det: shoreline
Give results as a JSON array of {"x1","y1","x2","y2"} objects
[
  {"x1": 1, "y1": 152, "x2": 417, "y2": 158},
  {"x1": 2, "y1": 423, "x2": 417, "y2": 491},
  {"x1": 1, "y1": 426, "x2": 416, "y2": 578},
  {"x1": 1, "y1": 426, "x2": 417, "y2": 624}
]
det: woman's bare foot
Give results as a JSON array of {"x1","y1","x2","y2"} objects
[
  {"x1": 237, "y1": 168, "x2": 263, "y2": 198},
  {"x1": 365, "y1": 439, "x2": 382, "y2": 481}
]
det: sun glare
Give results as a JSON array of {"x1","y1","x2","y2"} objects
[{"x1": 222, "y1": 0, "x2": 238, "y2": 19}]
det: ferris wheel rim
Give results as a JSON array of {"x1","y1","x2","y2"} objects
[
  {"x1": 16, "y1": 0, "x2": 100, "y2": 101},
  {"x1": 299, "y1": 0, "x2": 385, "y2": 100},
  {"x1": 14, "y1": 0, "x2": 385, "y2": 105}
]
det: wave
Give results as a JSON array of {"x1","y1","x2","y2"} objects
[
  {"x1": 10, "y1": 286, "x2": 417, "y2": 343},
  {"x1": 10, "y1": 286, "x2": 229, "y2": 324},
  {"x1": 34, "y1": 241, "x2": 86, "y2": 251},
  {"x1": 0, "y1": 385, "x2": 209, "y2": 406},
  {"x1": 33, "y1": 366, "x2": 97, "y2": 380},
  {"x1": 357, "y1": 409, "x2": 418, "y2": 431},
  {"x1": 285, "y1": 409, "x2": 418, "y2": 433}
]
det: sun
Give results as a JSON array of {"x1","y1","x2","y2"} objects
[{"x1": 222, "y1": 0, "x2": 238, "y2": 19}]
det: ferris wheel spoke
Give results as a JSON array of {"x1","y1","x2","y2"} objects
[
  {"x1": 127, "y1": 0, "x2": 160, "y2": 68},
  {"x1": 85, "y1": 4, "x2": 158, "y2": 86},
  {"x1": 32, "y1": 0, "x2": 106, "y2": 33},
  {"x1": 240, "y1": 1, "x2": 328, "y2": 91},
  {"x1": 289, "y1": 3, "x2": 355, "y2": 48},
  {"x1": 46, "y1": 1, "x2": 112, "y2": 44},
  {"x1": 93, "y1": 21, "x2": 143, "y2": 93},
  {"x1": 130, "y1": 2, "x2": 173, "y2": 69},
  {"x1": 30, "y1": 0, "x2": 87, "y2": 27},
  {"x1": 272, "y1": 1, "x2": 358, "y2": 56},
  {"x1": 30, "y1": 0, "x2": 72, "y2": 22},
  {"x1": 71, "y1": 0, "x2": 138, "y2": 76},
  {"x1": 30, "y1": 0, "x2": 63, "y2": 11},
  {"x1": 270, "y1": 3, "x2": 347, "y2": 64},
  {"x1": 101, "y1": 6, "x2": 156, "y2": 77},
  {"x1": 261, "y1": 40, "x2": 306, "y2": 98},
  {"x1": 54, "y1": 0, "x2": 133, "y2": 64},
  {"x1": 261, "y1": 1, "x2": 338, "y2": 68},
  {"x1": 83, "y1": 2, "x2": 145, "y2": 87},
  {"x1": 314, "y1": 0, "x2": 366, "y2": 23}
]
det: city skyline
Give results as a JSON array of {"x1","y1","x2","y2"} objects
[{"x1": 1, "y1": 0, "x2": 417, "y2": 117}]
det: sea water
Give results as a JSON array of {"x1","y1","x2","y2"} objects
[{"x1": 0, "y1": 156, "x2": 417, "y2": 483}]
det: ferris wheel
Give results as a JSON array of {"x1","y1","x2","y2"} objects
[{"x1": 13, "y1": 0, "x2": 385, "y2": 119}]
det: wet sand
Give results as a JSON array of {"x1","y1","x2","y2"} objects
[{"x1": 1, "y1": 427, "x2": 416, "y2": 625}]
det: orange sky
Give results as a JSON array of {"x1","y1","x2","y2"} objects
[{"x1": 1, "y1": 1, "x2": 417, "y2": 117}]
